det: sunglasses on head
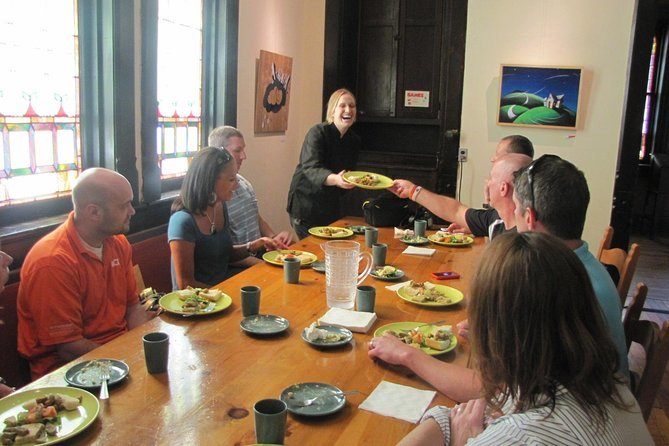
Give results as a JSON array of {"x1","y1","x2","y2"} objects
[
  {"x1": 525, "y1": 154, "x2": 561, "y2": 216},
  {"x1": 215, "y1": 148, "x2": 233, "y2": 165}
]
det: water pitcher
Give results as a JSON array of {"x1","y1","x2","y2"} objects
[{"x1": 321, "y1": 240, "x2": 373, "y2": 309}]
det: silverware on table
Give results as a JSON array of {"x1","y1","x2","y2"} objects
[
  {"x1": 99, "y1": 370, "x2": 110, "y2": 400},
  {"x1": 295, "y1": 390, "x2": 365, "y2": 407}
]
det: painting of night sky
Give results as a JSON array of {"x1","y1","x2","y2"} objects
[{"x1": 497, "y1": 65, "x2": 581, "y2": 129}]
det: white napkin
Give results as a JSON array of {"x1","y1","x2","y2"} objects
[
  {"x1": 402, "y1": 246, "x2": 436, "y2": 256},
  {"x1": 394, "y1": 227, "x2": 414, "y2": 239},
  {"x1": 318, "y1": 307, "x2": 377, "y2": 333},
  {"x1": 385, "y1": 280, "x2": 412, "y2": 292},
  {"x1": 359, "y1": 381, "x2": 436, "y2": 423}
]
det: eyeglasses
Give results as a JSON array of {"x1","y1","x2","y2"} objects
[{"x1": 525, "y1": 154, "x2": 560, "y2": 217}]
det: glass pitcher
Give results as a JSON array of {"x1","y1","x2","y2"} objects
[{"x1": 321, "y1": 240, "x2": 373, "y2": 309}]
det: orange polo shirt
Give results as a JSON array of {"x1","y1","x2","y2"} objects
[{"x1": 17, "y1": 212, "x2": 138, "y2": 379}]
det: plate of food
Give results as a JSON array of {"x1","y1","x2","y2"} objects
[
  {"x1": 346, "y1": 225, "x2": 370, "y2": 235},
  {"x1": 64, "y1": 359, "x2": 129, "y2": 389},
  {"x1": 342, "y1": 171, "x2": 393, "y2": 190},
  {"x1": 397, "y1": 281, "x2": 464, "y2": 307},
  {"x1": 262, "y1": 250, "x2": 318, "y2": 267},
  {"x1": 428, "y1": 231, "x2": 474, "y2": 247},
  {"x1": 0, "y1": 386, "x2": 99, "y2": 445},
  {"x1": 374, "y1": 322, "x2": 457, "y2": 356},
  {"x1": 301, "y1": 323, "x2": 353, "y2": 348},
  {"x1": 240, "y1": 314, "x2": 290, "y2": 336},
  {"x1": 280, "y1": 382, "x2": 346, "y2": 417},
  {"x1": 159, "y1": 287, "x2": 232, "y2": 316},
  {"x1": 307, "y1": 226, "x2": 354, "y2": 239},
  {"x1": 400, "y1": 235, "x2": 430, "y2": 245},
  {"x1": 370, "y1": 265, "x2": 405, "y2": 281}
]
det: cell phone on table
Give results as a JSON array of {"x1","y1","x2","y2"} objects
[{"x1": 431, "y1": 271, "x2": 460, "y2": 280}]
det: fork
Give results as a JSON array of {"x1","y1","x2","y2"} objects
[
  {"x1": 295, "y1": 390, "x2": 364, "y2": 407},
  {"x1": 99, "y1": 370, "x2": 110, "y2": 400},
  {"x1": 399, "y1": 320, "x2": 448, "y2": 332}
]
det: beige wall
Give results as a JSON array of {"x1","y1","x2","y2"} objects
[
  {"x1": 459, "y1": 0, "x2": 635, "y2": 248},
  {"x1": 236, "y1": 0, "x2": 326, "y2": 236}
]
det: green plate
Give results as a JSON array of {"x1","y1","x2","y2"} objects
[
  {"x1": 374, "y1": 322, "x2": 457, "y2": 356},
  {"x1": 262, "y1": 250, "x2": 317, "y2": 267},
  {"x1": 280, "y1": 382, "x2": 346, "y2": 417},
  {"x1": 0, "y1": 386, "x2": 99, "y2": 445},
  {"x1": 307, "y1": 226, "x2": 354, "y2": 239},
  {"x1": 240, "y1": 314, "x2": 290, "y2": 335},
  {"x1": 342, "y1": 171, "x2": 394, "y2": 190},
  {"x1": 346, "y1": 225, "x2": 370, "y2": 235},
  {"x1": 370, "y1": 266, "x2": 405, "y2": 281},
  {"x1": 400, "y1": 236, "x2": 430, "y2": 245},
  {"x1": 301, "y1": 325, "x2": 353, "y2": 348},
  {"x1": 428, "y1": 233, "x2": 474, "y2": 247},
  {"x1": 397, "y1": 283, "x2": 464, "y2": 307},
  {"x1": 158, "y1": 291, "x2": 232, "y2": 316}
]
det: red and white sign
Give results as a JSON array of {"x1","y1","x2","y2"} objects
[{"x1": 404, "y1": 90, "x2": 430, "y2": 108}]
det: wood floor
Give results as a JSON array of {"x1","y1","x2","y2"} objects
[{"x1": 627, "y1": 234, "x2": 669, "y2": 444}]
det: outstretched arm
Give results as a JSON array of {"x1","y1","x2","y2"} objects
[{"x1": 389, "y1": 180, "x2": 471, "y2": 231}]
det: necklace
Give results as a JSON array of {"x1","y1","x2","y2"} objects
[{"x1": 205, "y1": 208, "x2": 216, "y2": 235}]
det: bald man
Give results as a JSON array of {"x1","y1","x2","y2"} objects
[
  {"x1": 390, "y1": 153, "x2": 532, "y2": 239},
  {"x1": 17, "y1": 168, "x2": 156, "y2": 379}
]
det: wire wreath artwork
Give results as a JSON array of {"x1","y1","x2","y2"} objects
[{"x1": 262, "y1": 63, "x2": 291, "y2": 114}]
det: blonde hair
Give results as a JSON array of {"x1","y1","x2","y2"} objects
[{"x1": 325, "y1": 88, "x2": 356, "y2": 124}]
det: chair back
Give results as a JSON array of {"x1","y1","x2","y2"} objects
[
  {"x1": 131, "y1": 233, "x2": 172, "y2": 293},
  {"x1": 0, "y1": 281, "x2": 32, "y2": 388},
  {"x1": 600, "y1": 243, "x2": 641, "y2": 306},
  {"x1": 623, "y1": 283, "x2": 648, "y2": 351},
  {"x1": 596, "y1": 226, "x2": 614, "y2": 261},
  {"x1": 628, "y1": 319, "x2": 669, "y2": 421}
]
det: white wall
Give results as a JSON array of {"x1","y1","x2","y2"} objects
[
  {"x1": 236, "y1": 0, "x2": 326, "y2": 235},
  {"x1": 459, "y1": 0, "x2": 635, "y2": 248}
]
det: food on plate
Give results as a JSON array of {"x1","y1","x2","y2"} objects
[
  {"x1": 350, "y1": 173, "x2": 379, "y2": 186},
  {"x1": 385, "y1": 325, "x2": 453, "y2": 351},
  {"x1": 77, "y1": 359, "x2": 112, "y2": 386},
  {"x1": 403, "y1": 281, "x2": 452, "y2": 304},
  {"x1": 1, "y1": 394, "x2": 82, "y2": 444},
  {"x1": 374, "y1": 266, "x2": 399, "y2": 278},
  {"x1": 304, "y1": 323, "x2": 345, "y2": 343},
  {"x1": 319, "y1": 227, "x2": 347, "y2": 237},
  {"x1": 275, "y1": 251, "x2": 312, "y2": 264},
  {"x1": 174, "y1": 286, "x2": 222, "y2": 313},
  {"x1": 401, "y1": 235, "x2": 427, "y2": 244},
  {"x1": 432, "y1": 231, "x2": 468, "y2": 244},
  {"x1": 139, "y1": 287, "x2": 159, "y2": 300}
]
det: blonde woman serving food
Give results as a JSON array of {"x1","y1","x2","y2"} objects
[
  {"x1": 286, "y1": 88, "x2": 361, "y2": 239},
  {"x1": 169, "y1": 147, "x2": 285, "y2": 289}
]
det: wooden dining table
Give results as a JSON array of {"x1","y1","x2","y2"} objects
[{"x1": 19, "y1": 217, "x2": 486, "y2": 445}]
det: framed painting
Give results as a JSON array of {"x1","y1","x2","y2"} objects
[
  {"x1": 254, "y1": 50, "x2": 293, "y2": 133},
  {"x1": 497, "y1": 65, "x2": 582, "y2": 130}
]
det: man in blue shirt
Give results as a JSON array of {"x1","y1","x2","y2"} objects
[{"x1": 512, "y1": 155, "x2": 628, "y2": 378}]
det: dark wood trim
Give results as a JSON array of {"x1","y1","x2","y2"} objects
[{"x1": 612, "y1": 0, "x2": 657, "y2": 248}]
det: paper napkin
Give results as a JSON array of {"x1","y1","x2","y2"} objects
[
  {"x1": 359, "y1": 381, "x2": 436, "y2": 423},
  {"x1": 402, "y1": 246, "x2": 436, "y2": 256},
  {"x1": 394, "y1": 227, "x2": 414, "y2": 239},
  {"x1": 318, "y1": 307, "x2": 377, "y2": 333},
  {"x1": 385, "y1": 280, "x2": 412, "y2": 292}
]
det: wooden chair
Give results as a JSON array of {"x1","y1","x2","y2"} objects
[
  {"x1": 596, "y1": 226, "x2": 614, "y2": 261},
  {"x1": 627, "y1": 319, "x2": 669, "y2": 421},
  {"x1": 131, "y1": 233, "x2": 172, "y2": 293},
  {"x1": 599, "y1": 242, "x2": 641, "y2": 307},
  {"x1": 623, "y1": 283, "x2": 648, "y2": 351},
  {"x1": 0, "y1": 281, "x2": 32, "y2": 388}
]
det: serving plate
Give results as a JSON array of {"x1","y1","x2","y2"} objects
[
  {"x1": 342, "y1": 171, "x2": 393, "y2": 190},
  {"x1": 159, "y1": 291, "x2": 232, "y2": 316},
  {"x1": 374, "y1": 322, "x2": 457, "y2": 356},
  {"x1": 396, "y1": 283, "x2": 464, "y2": 307}
]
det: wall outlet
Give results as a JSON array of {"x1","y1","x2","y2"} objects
[{"x1": 458, "y1": 148, "x2": 468, "y2": 162}]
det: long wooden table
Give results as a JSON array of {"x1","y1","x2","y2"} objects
[{"x1": 21, "y1": 218, "x2": 485, "y2": 445}]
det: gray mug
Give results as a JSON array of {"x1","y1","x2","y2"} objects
[
  {"x1": 372, "y1": 243, "x2": 387, "y2": 267},
  {"x1": 365, "y1": 227, "x2": 379, "y2": 248},
  {"x1": 283, "y1": 257, "x2": 301, "y2": 284},
  {"x1": 143, "y1": 332, "x2": 169, "y2": 374},
  {"x1": 254, "y1": 398, "x2": 287, "y2": 444},
  {"x1": 414, "y1": 219, "x2": 427, "y2": 238},
  {"x1": 356, "y1": 285, "x2": 376, "y2": 313},
  {"x1": 241, "y1": 285, "x2": 261, "y2": 317}
]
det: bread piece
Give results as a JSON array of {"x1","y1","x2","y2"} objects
[{"x1": 12, "y1": 423, "x2": 45, "y2": 445}]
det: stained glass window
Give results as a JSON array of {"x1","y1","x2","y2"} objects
[
  {"x1": 0, "y1": 0, "x2": 81, "y2": 206},
  {"x1": 156, "y1": 0, "x2": 203, "y2": 178}
]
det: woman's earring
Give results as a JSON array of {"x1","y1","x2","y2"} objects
[{"x1": 209, "y1": 192, "x2": 217, "y2": 204}]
